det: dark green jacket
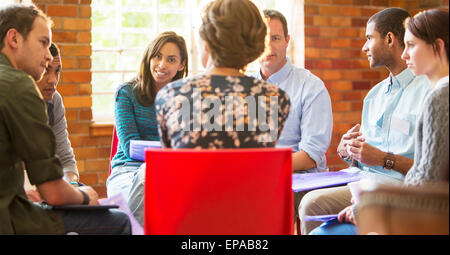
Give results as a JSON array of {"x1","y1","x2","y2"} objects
[{"x1": 0, "y1": 53, "x2": 64, "y2": 234}]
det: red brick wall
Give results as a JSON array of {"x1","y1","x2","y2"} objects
[{"x1": 34, "y1": 0, "x2": 449, "y2": 197}]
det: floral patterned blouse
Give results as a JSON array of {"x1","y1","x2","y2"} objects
[{"x1": 155, "y1": 74, "x2": 291, "y2": 149}]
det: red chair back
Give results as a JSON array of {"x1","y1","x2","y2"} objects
[
  {"x1": 144, "y1": 148, "x2": 293, "y2": 235},
  {"x1": 108, "y1": 127, "x2": 119, "y2": 176}
]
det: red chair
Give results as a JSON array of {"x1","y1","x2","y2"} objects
[
  {"x1": 144, "y1": 148, "x2": 293, "y2": 235},
  {"x1": 108, "y1": 127, "x2": 119, "y2": 176}
]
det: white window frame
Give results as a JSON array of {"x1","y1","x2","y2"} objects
[{"x1": 91, "y1": 0, "x2": 304, "y2": 122}]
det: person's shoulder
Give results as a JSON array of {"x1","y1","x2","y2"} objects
[
  {"x1": 0, "y1": 66, "x2": 35, "y2": 90},
  {"x1": 290, "y1": 66, "x2": 327, "y2": 88},
  {"x1": 115, "y1": 82, "x2": 133, "y2": 94},
  {"x1": 114, "y1": 82, "x2": 135, "y2": 101},
  {"x1": 427, "y1": 81, "x2": 449, "y2": 106}
]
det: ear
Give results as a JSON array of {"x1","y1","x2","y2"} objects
[
  {"x1": 385, "y1": 32, "x2": 394, "y2": 47},
  {"x1": 4, "y1": 28, "x2": 21, "y2": 50},
  {"x1": 285, "y1": 34, "x2": 291, "y2": 45},
  {"x1": 434, "y1": 38, "x2": 446, "y2": 56},
  {"x1": 178, "y1": 60, "x2": 186, "y2": 72}
]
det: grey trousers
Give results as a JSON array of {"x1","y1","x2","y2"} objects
[{"x1": 127, "y1": 163, "x2": 146, "y2": 226}]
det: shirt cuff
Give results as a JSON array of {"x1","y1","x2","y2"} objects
[
  {"x1": 62, "y1": 164, "x2": 79, "y2": 177},
  {"x1": 26, "y1": 157, "x2": 63, "y2": 185}
]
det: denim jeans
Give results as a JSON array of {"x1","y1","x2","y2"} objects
[
  {"x1": 309, "y1": 219, "x2": 358, "y2": 235},
  {"x1": 60, "y1": 208, "x2": 131, "y2": 235}
]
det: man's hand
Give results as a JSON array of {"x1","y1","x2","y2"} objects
[
  {"x1": 337, "y1": 205, "x2": 356, "y2": 224},
  {"x1": 337, "y1": 124, "x2": 361, "y2": 158},
  {"x1": 78, "y1": 186, "x2": 99, "y2": 205},
  {"x1": 346, "y1": 138, "x2": 385, "y2": 166},
  {"x1": 26, "y1": 188, "x2": 43, "y2": 202}
]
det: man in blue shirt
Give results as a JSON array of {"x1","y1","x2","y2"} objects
[
  {"x1": 253, "y1": 9, "x2": 333, "y2": 173},
  {"x1": 299, "y1": 7, "x2": 430, "y2": 235},
  {"x1": 252, "y1": 9, "x2": 333, "y2": 224}
]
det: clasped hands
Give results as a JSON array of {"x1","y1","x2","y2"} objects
[{"x1": 337, "y1": 124, "x2": 384, "y2": 166}]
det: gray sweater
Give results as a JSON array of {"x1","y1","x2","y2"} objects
[
  {"x1": 404, "y1": 76, "x2": 449, "y2": 186},
  {"x1": 47, "y1": 91, "x2": 78, "y2": 178}
]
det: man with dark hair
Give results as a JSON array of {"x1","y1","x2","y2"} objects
[
  {"x1": 0, "y1": 4, "x2": 130, "y2": 234},
  {"x1": 25, "y1": 43, "x2": 80, "y2": 202},
  {"x1": 298, "y1": 7, "x2": 430, "y2": 235},
  {"x1": 38, "y1": 43, "x2": 79, "y2": 184}
]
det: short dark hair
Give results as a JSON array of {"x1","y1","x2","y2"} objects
[
  {"x1": 0, "y1": 4, "x2": 52, "y2": 50},
  {"x1": 263, "y1": 9, "x2": 288, "y2": 38},
  {"x1": 406, "y1": 9, "x2": 449, "y2": 62},
  {"x1": 368, "y1": 7, "x2": 410, "y2": 48},
  {"x1": 49, "y1": 42, "x2": 60, "y2": 58}
]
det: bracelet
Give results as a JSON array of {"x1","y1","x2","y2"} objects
[
  {"x1": 79, "y1": 189, "x2": 90, "y2": 205},
  {"x1": 338, "y1": 150, "x2": 352, "y2": 162},
  {"x1": 69, "y1": 181, "x2": 79, "y2": 186}
]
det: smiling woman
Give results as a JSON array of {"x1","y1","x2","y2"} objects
[{"x1": 106, "y1": 32, "x2": 188, "y2": 223}]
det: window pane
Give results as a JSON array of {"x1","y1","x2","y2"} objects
[
  {"x1": 92, "y1": 9, "x2": 116, "y2": 29},
  {"x1": 122, "y1": 0, "x2": 152, "y2": 8},
  {"x1": 121, "y1": 32, "x2": 152, "y2": 49},
  {"x1": 95, "y1": 0, "x2": 116, "y2": 5},
  {"x1": 92, "y1": 72, "x2": 122, "y2": 93},
  {"x1": 120, "y1": 51, "x2": 142, "y2": 71},
  {"x1": 92, "y1": 32, "x2": 120, "y2": 49},
  {"x1": 92, "y1": 52, "x2": 120, "y2": 71},
  {"x1": 92, "y1": 94, "x2": 115, "y2": 121},
  {"x1": 160, "y1": 0, "x2": 184, "y2": 8},
  {"x1": 159, "y1": 13, "x2": 184, "y2": 31},
  {"x1": 122, "y1": 12, "x2": 153, "y2": 28}
]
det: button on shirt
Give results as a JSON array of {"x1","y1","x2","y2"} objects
[
  {"x1": 359, "y1": 68, "x2": 430, "y2": 180},
  {"x1": 252, "y1": 61, "x2": 333, "y2": 172}
]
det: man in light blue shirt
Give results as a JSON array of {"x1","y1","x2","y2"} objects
[
  {"x1": 299, "y1": 8, "x2": 430, "y2": 234},
  {"x1": 252, "y1": 9, "x2": 333, "y2": 173}
]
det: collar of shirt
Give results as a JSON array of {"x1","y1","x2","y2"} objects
[
  {"x1": 385, "y1": 68, "x2": 415, "y2": 94},
  {"x1": 436, "y1": 75, "x2": 449, "y2": 89},
  {"x1": 257, "y1": 60, "x2": 293, "y2": 85}
]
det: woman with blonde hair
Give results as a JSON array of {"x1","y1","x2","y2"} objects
[
  {"x1": 155, "y1": 0, "x2": 290, "y2": 150},
  {"x1": 107, "y1": 32, "x2": 188, "y2": 205}
]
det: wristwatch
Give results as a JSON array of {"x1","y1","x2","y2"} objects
[{"x1": 383, "y1": 152, "x2": 395, "y2": 170}]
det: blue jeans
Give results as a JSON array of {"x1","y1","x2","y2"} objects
[
  {"x1": 60, "y1": 209, "x2": 131, "y2": 235},
  {"x1": 309, "y1": 219, "x2": 358, "y2": 235}
]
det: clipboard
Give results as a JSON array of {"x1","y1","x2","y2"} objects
[{"x1": 43, "y1": 204, "x2": 119, "y2": 211}]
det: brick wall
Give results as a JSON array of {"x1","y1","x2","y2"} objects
[{"x1": 34, "y1": 0, "x2": 448, "y2": 197}]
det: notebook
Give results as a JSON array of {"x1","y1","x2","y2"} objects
[
  {"x1": 292, "y1": 167, "x2": 363, "y2": 192},
  {"x1": 129, "y1": 140, "x2": 162, "y2": 161}
]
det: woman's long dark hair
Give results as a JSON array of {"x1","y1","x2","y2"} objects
[{"x1": 131, "y1": 31, "x2": 188, "y2": 106}]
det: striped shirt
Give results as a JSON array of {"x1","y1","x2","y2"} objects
[{"x1": 111, "y1": 83, "x2": 160, "y2": 169}]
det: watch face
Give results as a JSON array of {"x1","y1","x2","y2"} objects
[{"x1": 385, "y1": 159, "x2": 395, "y2": 169}]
